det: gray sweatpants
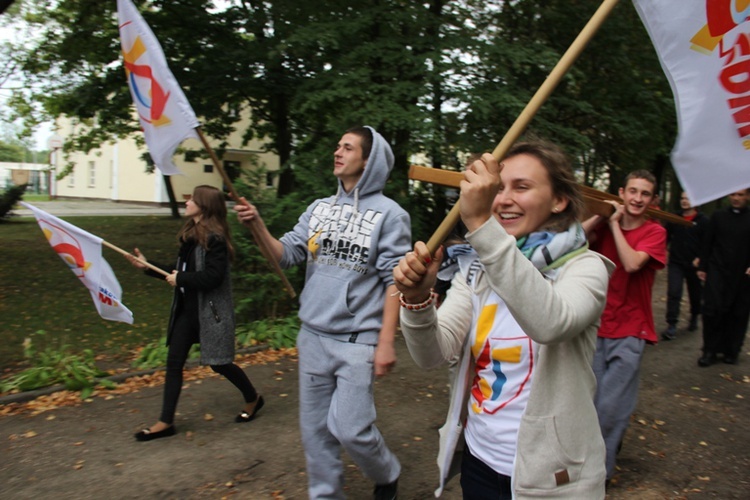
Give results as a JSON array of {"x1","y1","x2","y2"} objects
[
  {"x1": 592, "y1": 336, "x2": 646, "y2": 480},
  {"x1": 297, "y1": 328, "x2": 401, "y2": 499}
]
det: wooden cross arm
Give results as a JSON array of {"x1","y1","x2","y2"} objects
[{"x1": 408, "y1": 165, "x2": 691, "y2": 226}]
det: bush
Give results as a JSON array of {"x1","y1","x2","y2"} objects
[
  {"x1": 131, "y1": 336, "x2": 200, "y2": 370},
  {"x1": 0, "y1": 183, "x2": 28, "y2": 219},
  {"x1": 236, "y1": 316, "x2": 299, "y2": 350},
  {"x1": 0, "y1": 330, "x2": 115, "y2": 399}
]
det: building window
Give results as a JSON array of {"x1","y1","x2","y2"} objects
[
  {"x1": 88, "y1": 161, "x2": 96, "y2": 187},
  {"x1": 223, "y1": 160, "x2": 241, "y2": 182},
  {"x1": 266, "y1": 172, "x2": 274, "y2": 188},
  {"x1": 204, "y1": 164, "x2": 213, "y2": 173},
  {"x1": 68, "y1": 171, "x2": 75, "y2": 188}
]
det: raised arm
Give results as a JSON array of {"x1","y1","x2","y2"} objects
[{"x1": 234, "y1": 197, "x2": 284, "y2": 263}]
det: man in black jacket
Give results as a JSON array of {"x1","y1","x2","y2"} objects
[
  {"x1": 662, "y1": 192, "x2": 708, "y2": 340},
  {"x1": 697, "y1": 189, "x2": 750, "y2": 366}
]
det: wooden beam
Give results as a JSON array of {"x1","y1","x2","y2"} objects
[{"x1": 408, "y1": 165, "x2": 691, "y2": 226}]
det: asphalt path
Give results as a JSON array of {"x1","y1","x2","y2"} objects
[{"x1": 13, "y1": 199, "x2": 178, "y2": 217}]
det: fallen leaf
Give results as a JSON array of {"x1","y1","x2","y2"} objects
[
  {"x1": 23, "y1": 431, "x2": 37, "y2": 438},
  {"x1": 73, "y1": 441, "x2": 84, "y2": 446},
  {"x1": 413, "y1": 436, "x2": 423, "y2": 441},
  {"x1": 699, "y1": 441, "x2": 708, "y2": 446},
  {"x1": 697, "y1": 476, "x2": 710, "y2": 481},
  {"x1": 204, "y1": 413, "x2": 214, "y2": 421}
]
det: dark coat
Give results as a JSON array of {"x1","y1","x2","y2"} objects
[
  {"x1": 699, "y1": 206, "x2": 750, "y2": 315},
  {"x1": 147, "y1": 236, "x2": 236, "y2": 365},
  {"x1": 666, "y1": 211, "x2": 708, "y2": 266}
]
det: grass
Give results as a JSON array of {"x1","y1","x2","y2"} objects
[
  {"x1": 0, "y1": 215, "x2": 185, "y2": 373},
  {"x1": 18, "y1": 194, "x2": 51, "y2": 202}
]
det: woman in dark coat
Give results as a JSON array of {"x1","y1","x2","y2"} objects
[{"x1": 127, "y1": 185, "x2": 263, "y2": 441}]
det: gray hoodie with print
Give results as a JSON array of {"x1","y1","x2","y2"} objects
[{"x1": 279, "y1": 126, "x2": 411, "y2": 344}]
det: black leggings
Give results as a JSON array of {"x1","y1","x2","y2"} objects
[{"x1": 160, "y1": 311, "x2": 257, "y2": 424}]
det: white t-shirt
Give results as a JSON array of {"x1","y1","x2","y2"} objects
[{"x1": 464, "y1": 291, "x2": 538, "y2": 476}]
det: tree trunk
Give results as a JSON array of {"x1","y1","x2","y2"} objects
[{"x1": 162, "y1": 175, "x2": 181, "y2": 218}]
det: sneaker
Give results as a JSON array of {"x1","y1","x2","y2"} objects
[
  {"x1": 661, "y1": 325, "x2": 676, "y2": 341},
  {"x1": 688, "y1": 315, "x2": 698, "y2": 332},
  {"x1": 374, "y1": 479, "x2": 398, "y2": 500}
]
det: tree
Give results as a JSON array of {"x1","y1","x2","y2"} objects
[
  {"x1": 453, "y1": 0, "x2": 675, "y2": 193},
  {"x1": 0, "y1": 140, "x2": 24, "y2": 162},
  {"x1": 7, "y1": 0, "x2": 677, "y2": 224}
]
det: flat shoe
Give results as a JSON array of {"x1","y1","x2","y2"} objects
[
  {"x1": 134, "y1": 425, "x2": 176, "y2": 441},
  {"x1": 235, "y1": 395, "x2": 265, "y2": 423}
]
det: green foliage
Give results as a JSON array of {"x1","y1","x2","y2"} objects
[
  {"x1": 236, "y1": 316, "x2": 300, "y2": 350},
  {"x1": 0, "y1": 183, "x2": 27, "y2": 219},
  {"x1": 6, "y1": 1, "x2": 682, "y2": 259},
  {"x1": 0, "y1": 140, "x2": 25, "y2": 162},
  {"x1": 232, "y1": 169, "x2": 304, "y2": 323},
  {"x1": 0, "y1": 331, "x2": 115, "y2": 399},
  {"x1": 130, "y1": 336, "x2": 199, "y2": 370}
]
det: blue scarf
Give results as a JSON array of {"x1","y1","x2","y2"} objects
[{"x1": 438, "y1": 222, "x2": 588, "y2": 283}]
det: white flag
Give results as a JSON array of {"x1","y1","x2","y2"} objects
[
  {"x1": 117, "y1": 0, "x2": 200, "y2": 175},
  {"x1": 633, "y1": 0, "x2": 750, "y2": 205},
  {"x1": 22, "y1": 202, "x2": 134, "y2": 324}
]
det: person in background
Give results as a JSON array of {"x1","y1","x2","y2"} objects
[
  {"x1": 127, "y1": 185, "x2": 263, "y2": 442},
  {"x1": 583, "y1": 170, "x2": 667, "y2": 483},
  {"x1": 661, "y1": 192, "x2": 708, "y2": 340},
  {"x1": 235, "y1": 126, "x2": 409, "y2": 500},
  {"x1": 396, "y1": 141, "x2": 611, "y2": 498},
  {"x1": 697, "y1": 189, "x2": 750, "y2": 366}
]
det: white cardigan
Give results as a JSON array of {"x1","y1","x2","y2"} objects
[{"x1": 401, "y1": 218, "x2": 613, "y2": 499}]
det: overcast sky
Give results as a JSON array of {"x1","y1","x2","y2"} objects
[{"x1": 1, "y1": 10, "x2": 53, "y2": 150}]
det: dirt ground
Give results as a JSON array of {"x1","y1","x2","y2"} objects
[{"x1": 1, "y1": 272, "x2": 749, "y2": 499}]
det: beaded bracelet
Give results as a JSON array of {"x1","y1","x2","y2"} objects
[{"x1": 399, "y1": 290, "x2": 438, "y2": 311}]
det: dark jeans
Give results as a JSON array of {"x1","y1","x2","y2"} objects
[
  {"x1": 460, "y1": 446, "x2": 512, "y2": 500},
  {"x1": 160, "y1": 311, "x2": 257, "y2": 424},
  {"x1": 666, "y1": 262, "x2": 702, "y2": 325}
]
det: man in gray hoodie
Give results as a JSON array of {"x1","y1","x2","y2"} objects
[{"x1": 236, "y1": 126, "x2": 410, "y2": 499}]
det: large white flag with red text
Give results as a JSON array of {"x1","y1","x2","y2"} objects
[
  {"x1": 117, "y1": 0, "x2": 199, "y2": 175},
  {"x1": 22, "y1": 202, "x2": 134, "y2": 324},
  {"x1": 633, "y1": 0, "x2": 750, "y2": 205}
]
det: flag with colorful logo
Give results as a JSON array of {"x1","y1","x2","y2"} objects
[
  {"x1": 633, "y1": 0, "x2": 750, "y2": 205},
  {"x1": 22, "y1": 202, "x2": 134, "y2": 324},
  {"x1": 117, "y1": 0, "x2": 199, "y2": 175}
]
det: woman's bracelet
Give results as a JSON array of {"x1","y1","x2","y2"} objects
[{"x1": 399, "y1": 289, "x2": 438, "y2": 311}]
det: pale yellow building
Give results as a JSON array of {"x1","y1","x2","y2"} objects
[{"x1": 51, "y1": 110, "x2": 279, "y2": 204}]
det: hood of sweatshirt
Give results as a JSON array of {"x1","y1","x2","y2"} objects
[{"x1": 332, "y1": 126, "x2": 393, "y2": 211}]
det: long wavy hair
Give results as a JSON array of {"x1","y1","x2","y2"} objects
[{"x1": 177, "y1": 185, "x2": 235, "y2": 260}]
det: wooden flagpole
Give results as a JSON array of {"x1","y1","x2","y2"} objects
[
  {"x1": 195, "y1": 127, "x2": 296, "y2": 298},
  {"x1": 102, "y1": 240, "x2": 170, "y2": 277},
  {"x1": 426, "y1": 0, "x2": 622, "y2": 254},
  {"x1": 409, "y1": 165, "x2": 691, "y2": 227}
]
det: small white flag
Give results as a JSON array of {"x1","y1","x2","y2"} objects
[
  {"x1": 22, "y1": 202, "x2": 134, "y2": 324},
  {"x1": 117, "y1": 0, "x2": 200, "y2": 175},
  {"x1": 633, "y1": 0, "x2": 750, "y2": 205}
]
